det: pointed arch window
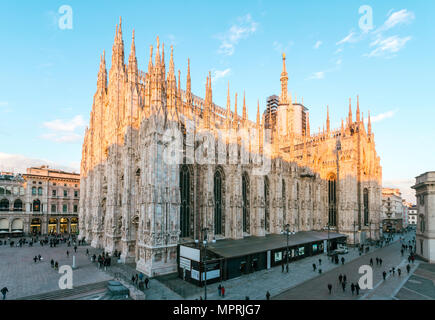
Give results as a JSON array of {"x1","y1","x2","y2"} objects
[
  {"x1": 214, "y1": 169, "x2": 223, "y2": 235},
  {"x1": 363, "y1": 188, "x2": 369, "y2": 226},
  {"x1": 328, "y1": 173, "x2": 337, "y2": 227},
  {"x1": 264, "y1": 177, "x2": 270, "y2": 232},
  {"x1": 180, "y1": 165, "x2": 191, "y2": 238},
  {"x1": 242, "y1": 173, "x2": 250, "y2": 233}
]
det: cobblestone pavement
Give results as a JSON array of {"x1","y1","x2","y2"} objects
[
  {"x1": 0, "y1": 238, "x2": 112, "y2": 300},
  {"x1": 394, "y1": 263, "x2": 435, "y2": 300},
  {"x1": 274, "y1": 232, "x2": 416, "y2": 300}
]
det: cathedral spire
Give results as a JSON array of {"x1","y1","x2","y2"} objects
[
  {"x1": 155, "y1": 36, "x2": 161, "y2": 67},
  {"x1": 233, "y1": 92, "x2": 238, "y2": 130},
  {"x1": 348, "y1": 98, "x2": 353, "y2": 124},
  {"x1": 97, "y1": 50, "x2": 107, "y2": 90},
  {"x1": 168, "y1": 45, "x2": 175, "y2": 78},
  {"x1": 326, "y1": 105, "x2": 330, "y2": 133},
  {"x1": 280, "y1": 53, "x2": 289, "y2": 105},
  {"x1": 128, "y1": 30, "x2": 138, "y2": 82},
  {"x1": 356, "y1": 95, "x2": 361, "y2": 123},
  {"x1": 226, "y1": 81, "x2": 231, "y2": 129},
  {"x1": 368, "y1": 110, "x2": 372, "y2": 135},
  {"x1": 148, "y1": 45, "x2": 153, "y2": 72},
  {"x1": 242, "y1": 91, "x2": 247, "y2": 124},
  {"x1": 186, "y1": 58, "x2": 192, "y2": 107},
  {"x1": 111, "y1": 18, "x2": 124, "y2": 70}
]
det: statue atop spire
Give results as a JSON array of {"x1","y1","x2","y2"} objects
[
  {"x1": 280, "y1": 53, "x2": 289, "y2": 105},
  {"x1": 233, "y1": 92, "x2": 238, "y2": 130}
]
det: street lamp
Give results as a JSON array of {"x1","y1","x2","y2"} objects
[
  {"x1": 201, "y1": 227, "x2": 215, "y2": 300},
  {"x1": 281, "y1": 224, "x2": 290, "y2": 273}
]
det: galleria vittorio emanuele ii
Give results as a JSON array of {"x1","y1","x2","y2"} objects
[{"x1": 79, "y1": 18, "x2": 383, "y2": 277}]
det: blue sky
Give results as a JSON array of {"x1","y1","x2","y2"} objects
[{"x1": 0, "y1": 0, "x2": 434, "y2": 202}]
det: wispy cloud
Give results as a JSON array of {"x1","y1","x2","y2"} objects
[
  {"x1": 366, "y1": 35, "x2": 411, "y2": 58},
  {"x1": 377, "y1": 9, "x2": 415, "y2": 33},
  {"x1": 307, "y1": 71, "x2": 325, "y2": 80},
  {"x1": 41, "y1": 132, "x2": 83, "y2": 143},
  {"x1": 211, "y1": 68, "x2": 231, "y2": 84},
  {"x1": 336, "y1": 31, "x2": 358, "y2": 45},
  {"x1": 366, "y1": 109, "x2": 397, "y2": 123},
  {"x1": 273, "y1": 41, "x2": 294, "y2": 54},
  {"x1": 217, "y1": 14, "x2": 258, "y2": 56},
  {"x1": 0, "y1": 152, "x2": 79, "y2": 174},
  {"x1": 383, "y1": 179, "x2": 416, "y2": 203},
  {"x1": 41, "y1": 115, "x2": 85, "y2": 143},
  {"x1": 0, "y1": 102, "x2": 8, "y2": 107},
  {"x1": 314, "y1": 40, "x2": 323, "y2": 49},
  {"x1": 43, "y1": 115, "x2": 85, "y2": 132}
]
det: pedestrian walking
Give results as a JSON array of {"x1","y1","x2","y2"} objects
[
  {"x1": 66, "y1": 250, "x2": 69, "y2": 257},
  {"x1": 392, "y1": 267, "x2": 395, "y2": 276},
  {"x1": 406, "y1": 264, "x2": 411, "y2": 274},
  {"x1": 343, "y1": 275, "x2": 347, "y2": 284},
  {"x1": 144, "y1": 277, "x2": 149, "y2": 289},
  {"x1": 1, "y1": 287, "x2": 8, "y2": 300},
  {"x1": 351, "y1": 283, "x2": 355, "y2": 295},
  {"x1": 370, "y1": 258, "x2": 373, "y2": 266},
  {"x1": 266, "y1": 291, "x2": 270, "y2": 300},
  {"x1": 355, "y1": 283, "x2": 360, "y2": 295},
  {"x1": 38, "y1": 254, "x2": 41, "y2": 261},
  {"x1": 379, "y1": 258, "x2": 383, "y2": 266},
  {"x1": 398, "y1": 268, "x2": 401, "y2": 276},
  {"x1": 33, "y1": 256, "x2": 37, "y2": 263},
  {"x1": 55, "y1": 261, "x2": 58, "y2": 270},
  {"x1": 218, "y1": 284, "x2": 222, "y2": 296},
  {"x1": 383, "y1": 271, "x2": 387, "y2": 280},
  {"x1": 341, "y1": 257, "x2": 345, "y2": 265},
  {"x1": 342, "y1": 281, "x2": 346, "y2": 292},
  {"x1": 50, "y1": 259, "x2": 54, "y2": 268},
  {"x1": 376, "y1": 257, "x2": 379, "y2": 265},
  {"x1": 327, "y1": 284, "x2": 332, "y2": 294},
  {"x1": 339, "y1": 274, "x2": 343, "y2": 284},
  {"x1": 221, "y1": 286, "x2": 225, "y2": 298},
  {"x1": 411, "y1": 256, "x2": 415, "y2": 264},
  {"x1": 86, "y1": 249, "x2": 89, "y2": 256},
  {"x1": 319, "y1": 258, "x2": 322, "y2": 266},
  {"x1": 74, "y1": 245, "x2": 77, "y2": 253},
  {"x1": 401, "y1": 249, "x2": 404, "y2": 256},
  {"x1": 312, "y1": 263, "x2": 317, "y2": 272}
]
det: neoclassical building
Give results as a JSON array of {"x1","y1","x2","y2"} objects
[
  {"x1": 0, "y1": 166, "x2": 80, "y2": 236},
  {"x1": 79, "y1": 19, "x2": 383, "y2": 276}
]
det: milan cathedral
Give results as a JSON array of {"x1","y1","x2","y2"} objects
[{"x1": 79, "y1": 18, "x2": 383, "y2": 276}]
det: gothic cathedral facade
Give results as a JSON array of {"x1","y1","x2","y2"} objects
[{"x1": 79, "y1": 19, "x2": 383, "y2": 276}]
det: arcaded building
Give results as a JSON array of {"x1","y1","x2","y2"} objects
[
  {"x1": 79, "y1": 19, "x2": 383, "y2": 276},
  {"x1": 0, "y1": 166, "x2": 80, "y2": 236}
]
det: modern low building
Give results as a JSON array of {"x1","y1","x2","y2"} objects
[
  {"x1": 178, "y1": 231, "x2": 347, "y2": 286},
  {"x1": 0, "y1": 166, "x2": 80, "y2": 237},
  {"x1": 412, "y1": 172, "x2": 435, "y2": 263},
  {"x1": 381, "y1": 188, "x2": 403, "y2": 233}
]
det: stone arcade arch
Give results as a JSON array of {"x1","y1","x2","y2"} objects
[{"x1": 13, "y1": 199, "x2": 23, "y2": 211}]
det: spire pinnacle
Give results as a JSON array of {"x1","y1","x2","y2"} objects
[
  {"x1": 243, "y1": 90, "x2": 247, "y2": 121},
  {"x1": 306, "y1": 112, "x2": 310, "y2": 136},
  {"x1": 368, "y1": 110, "x2": 372, "y2": 135},
  {"x1": 348, "y1": 98, "x2": 353, "y2": 124},
  {"x1": 233, "y1": 92, "x2": 238, "y2": 130},
  {"x1": 356, "y1": 95, "x2": 361, "y2": 122},
  {"x1": 326, "y1": 105, "x2": 330, "y2": 133}
]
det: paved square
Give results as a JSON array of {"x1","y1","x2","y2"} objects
[{"x1": 0, "y1": 239, "x2": 111, "y2": 300}]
